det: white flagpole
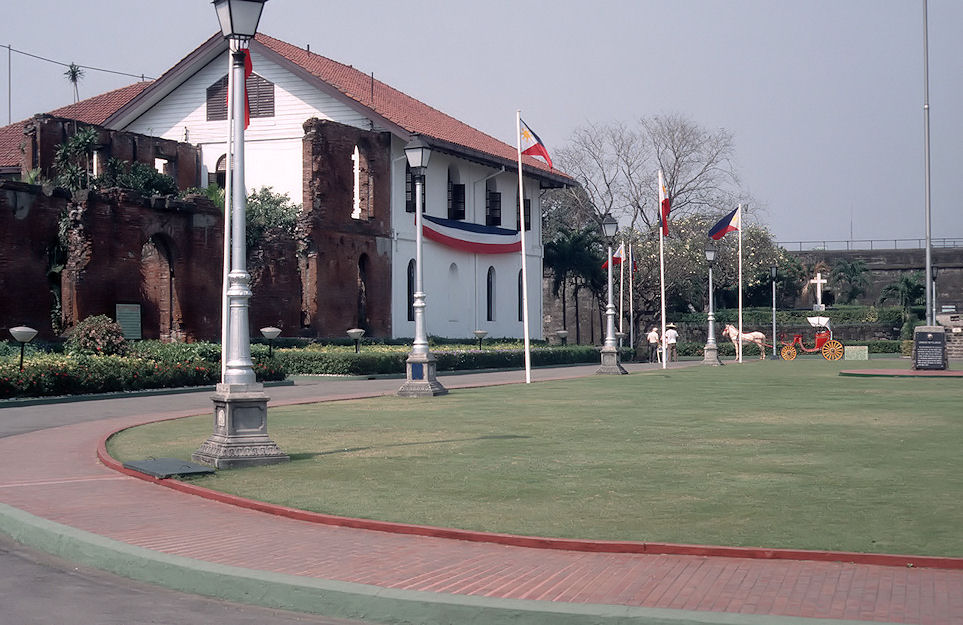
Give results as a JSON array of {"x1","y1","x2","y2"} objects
[
  {"x1": 737, "y1": 204, "x2": 744, "y2": 364},
  {"x1": 629, "y1": 243, "x2": 634, "y2": 353},
  {"x1": 619, "y1": 240, "x2": 624, "y2": 336},
  {"x1": 220, "y1": 40, "x2": 236, "y2": 382},
  {"x1": 658, "y1": 170, "x2": 667, "y2": 370},
  {"x1": 515, "y1": 110, "x2": 532, "y2": 384}
]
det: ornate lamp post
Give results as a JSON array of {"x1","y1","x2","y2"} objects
[
  {"x1": 702, "y1": 242, "x2": 723, "y2": 366},
  {"x1": 9, "y1": 326, "x2": 37, "y2": 372},
  {"x1": 193, "y1": 0, "x2": 288, "y2": 469},
  {"x1": 770, "y1": 265, "x2": 778, "y2": 359},
  {"x1": 596, "y1": 214, "x2": 627, "y2": 375},
  {"x1": 398, "y1": 136, "x2": 447, "y2": 397}
]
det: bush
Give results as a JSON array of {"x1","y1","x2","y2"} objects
[{"x1": 65, "y1": 315, "x2": 128, "y2": 356}]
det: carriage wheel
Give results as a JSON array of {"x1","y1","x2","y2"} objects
[
  {"x1": 780, "y1": 345, "x2": 797, "y2": 361},
  {"x1": 822, "y1": 340, "x2": 844, "y2": 361}
]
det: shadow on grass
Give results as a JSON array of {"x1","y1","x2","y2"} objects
[{"x1": 288, "y1": 434, "x2": 531, "y2": 461}]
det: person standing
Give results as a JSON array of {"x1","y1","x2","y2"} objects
[
  {"x1": 646, "y1": 326, "x2": 660, "y2": 363},
  {"x1": 664, "y1": 323, "x2": 679, "y2": 362}
]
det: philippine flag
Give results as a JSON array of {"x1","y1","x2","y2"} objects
[
  {"x1": 602, "y1": 242, "x2": 625, "y2": 269},
  {"x1": 659, "y1": 169, "x2": 671, "y2": 236},
  {"x1": 422, "y1": 215, "x2": 522, "y2": 254},
  {"x1": 519, "y1": 119, "x2": 553, "y2": 169},
  {"x1": 708, "y1": 206, "x2": 741, "y2": 240}
]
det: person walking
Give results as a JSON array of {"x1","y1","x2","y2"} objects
[
  {"x1": 664, "y1": 323, "x2": 679, "y2": 362},
  {"x1": 646, "y1": 326, "x2": 660, "y2": 363}
]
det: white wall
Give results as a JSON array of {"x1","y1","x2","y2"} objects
[
  {"x1": 120, "y1": 49, "x2": 372, "y2": 205},
  {"x1": 389, "y1": 137, "x2": 544, "y2": 340}
]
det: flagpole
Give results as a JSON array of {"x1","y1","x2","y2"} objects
[
  {"x1": 737, "y1": 204, "x2": 744, "y2": 364},
  {"x1": 629, "y1": 243, "x2": 634, "y2": 353},
  {"x1": 515, "y1": 110, "x2": 532, "y2": 384},
  {"x1": 619, "y1": 239, "x2": 625, "y2": 336},
  {"x1": 658, "y1": 170, "x2": 667, "y2": 370}
]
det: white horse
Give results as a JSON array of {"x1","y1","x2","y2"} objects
[{"x1": 722, "y1": 324, "x2": 767, "y2": 360}]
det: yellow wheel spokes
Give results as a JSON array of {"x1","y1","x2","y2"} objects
[
  {"x1": 780, "y1": 345, "x2": 797, "y2": 361},
  {"x1": 822, "y1": 340, "x2": 844, "y2": 361}
]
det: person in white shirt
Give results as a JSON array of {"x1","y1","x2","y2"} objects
[
  {"x1": 664, "y1": 324, "x2": 679, "y2": 362},
  {"x1": 646, "y1": 327, "x2": 660, "y2": 363}
]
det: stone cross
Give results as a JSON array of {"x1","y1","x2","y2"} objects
[{"x1": 810, "y1": 272, "x2": 828, "y2": 307}]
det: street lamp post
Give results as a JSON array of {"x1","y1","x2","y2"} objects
[
  {"x1": 702, "y1": 242, "x2": 722, "y2": 366},
  {"x1": 398, "y1": 136, "x2": 447, "y2": 397},
  {"x1": 9, "y1": 326, "x2": 37, "y2": 372},
  {"x1": 194, "y1": 0, "x2": 288, "y2": 469},
  {"x1": 597, "y1": 214, "x2": 627, "y2": 375},
  {"x1": 770, "y1": 265, "x2": 778, "y2": 359}
]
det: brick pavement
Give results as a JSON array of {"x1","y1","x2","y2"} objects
[{"x1": 0, "y1": 363, "x2": 961, "y2": 624}]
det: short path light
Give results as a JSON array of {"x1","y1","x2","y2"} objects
[
  {"x1": 260, "y1": 326, "x2": 281, "y2": 357},
  {"x1": 347, "y1": 328, "x2": 365, "y2": 353},
  {"x1": 472, "y1": 329, "x2": 488, "y2": 350},
  {"x1": 555, "y1": 329, "x2": 568, "y2": 346},
  {"x1": 10, "y1": 326, "x2": 38, "y2": 372}
]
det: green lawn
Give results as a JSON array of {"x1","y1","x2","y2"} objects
[{"x1": 108, "y1": 359, "x2": 963, "y2": 556}]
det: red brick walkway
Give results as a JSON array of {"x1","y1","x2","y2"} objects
[{"x1": 1, "y1": 369, "x2": 961, "y2": 624}]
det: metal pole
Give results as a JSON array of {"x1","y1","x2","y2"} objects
[
  {"x1": 411, "y1": 174, "x2": 428, "y2": 355},
  {"x1": 222, "y1": 45, "x2": 256, "y2": 386},
  {"x1": 604, "y1": 243, "x2": 616, "y2": 350},
  {"x1": 923, "y1": 0, "x2": 934, "y2": 326},
  {"x1": 772, "y1": 276, "x2": 777, "y2": 358},
  {"x1": 18, "y1": 342, "x2": 25, "y2": 372}
]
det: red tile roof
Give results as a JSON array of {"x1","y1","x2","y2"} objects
[
  {"x1": 0, "y1": 82, "x2": 152, "y2": 167},
  {"x1": 254, "y1": 34, "x2": 566, "y2": 181}
]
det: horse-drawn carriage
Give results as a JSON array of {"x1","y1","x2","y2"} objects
[{"x1": 779, "y1": 316, "x2": 844, "y2": 361}]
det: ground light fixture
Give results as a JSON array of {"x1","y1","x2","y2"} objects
[
  {"x1": 9, "y1": 326, "x2": 38, "y2": 372},
  {"x1": 260, "y1": 326, "x2": 281, "y2": 357},
  {"x1": 596, "y1": 214, "x2": 626, "y2": 374},
  {"x1": 472, "y1": 329, "x2": 488, "y2": 350},
  {"x1": 556, "y1": 329, "x2": 568, "y2": 346},
  {"x1": 702, "y1": 242, "x2": 722, "y2": 366},
  {"x1": 347, "y1": 328, "x2": 365, "y2": 353}
]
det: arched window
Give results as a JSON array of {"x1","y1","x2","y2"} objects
[
  {"x1": 486, "y1": 266, "x2": 496, "y2": 322},
  {"x1": 518, "y1": 269, "x2": 524, "y2": 322},
  {"x1": 407, "y1": 259, "x2": 416, "y2": 322}
]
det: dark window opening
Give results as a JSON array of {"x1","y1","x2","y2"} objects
[
  {"x1": 448, "y1": 180, "x2": 465, "y2": 220},
  {"x1": 486, "y1": 191, "x2": 501, "y2": 227},
  {"x1": 206, "y1": 73, "x2": 275, "y2": 122}
]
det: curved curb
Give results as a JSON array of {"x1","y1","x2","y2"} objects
[
  {"x1": 99, "y1": 425, "x2": 963, "y2": 571},
  {"x1": 8, "y1": 503, "x2": 864, "y2": 625}
]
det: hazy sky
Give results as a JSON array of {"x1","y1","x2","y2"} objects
[{"x1": 4, "y1": 0, "x2": 960, "y2": 244}]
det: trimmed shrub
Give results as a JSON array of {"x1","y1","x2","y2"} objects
[{"x1": 65, "y1": 315, "x2": 128, "y2": 356}]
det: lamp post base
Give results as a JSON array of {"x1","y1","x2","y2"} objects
[
  {"x1": 398, "y1": 352, "x2": 448, "y2": 397},
  {"x1": 702, "y1": 342, "x2": 724, "y2": 366},
  {"x1": 192, "y1": 383, "x2": 289, "y2": 469},
  {"x1": 596, "y1": 346, "x2": 628, "y2": 375}
]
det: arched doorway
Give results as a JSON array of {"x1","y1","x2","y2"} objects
[{"x1": 141, "y1": 234, "x2": 182, "y2": 341}]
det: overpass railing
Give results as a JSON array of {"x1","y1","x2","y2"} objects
[{"x1": 777, "y1": 238, "x2": 963, "y2": 252}]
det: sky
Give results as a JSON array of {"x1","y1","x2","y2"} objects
[{"x1": 3, "y1": 0, "x2": 961, "y2": 245}]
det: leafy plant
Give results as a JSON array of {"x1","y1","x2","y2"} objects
[
  {"x1": 245, "y1": 186, "x2": 301, "y2": 249},
  {"x1": 65, "y1": 315, "x2": 128, "y2": 356},
  {"x1": 94, "y1": 158, "x2": 178, "y2": 196}
]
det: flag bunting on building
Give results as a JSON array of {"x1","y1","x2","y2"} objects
[
  {"x1": 602, "y1": 242, "x2": 625, "y2": 269},
  {"x1": 659, "y1": 169, "x2": 671, "y2": 236},
  {"x1": 422, "y1": 215, "x2": 522, "y2": 254},
  {"x1": 708, "y1": 206, "x2": 741, "y2": 240},
  {"x1": 519, "y1": 118, "x2": 553, "y2": 169}
]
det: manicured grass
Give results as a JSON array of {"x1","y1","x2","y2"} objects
[{"x1": 108, "y1": 359, "x2": 963, "y2": 556}]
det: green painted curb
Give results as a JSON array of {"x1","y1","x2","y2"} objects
[{"x1": 0, "y1": 503, "x2": 901, "y2": 625}]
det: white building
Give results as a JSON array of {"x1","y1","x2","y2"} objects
[{"x1": 102, "y1": 33, "x2": 572, "y2": 340}]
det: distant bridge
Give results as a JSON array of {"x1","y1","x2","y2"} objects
[{"x1": 777, "y1": 238, "x2": 963, "y2": 252}]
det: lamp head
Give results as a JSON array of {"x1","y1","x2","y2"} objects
[
  {"x1": 704, "y1": 241, "x2": 717, "y2": 264},
  {"x1": 347, "y1": 328, "x2": 366, "y2": 340},
  {"x1": 213, "y1": 0, "x2": 266, "y2": 40},
  {"x1": 601, "y1": 214, "x2": 618, "y2": 238},
  {"x1": 260, "y1": 326, "x2": 281, "y2": 340},
  {"x1": 404, "y1": 135, "x2": 432, "y2": 173},
  {"x1": 770, "y1": 265, "x2": 778, "y2": 279},
  {"x1": 10, "y1": 326, "x2": 38, "y2": 344}
]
